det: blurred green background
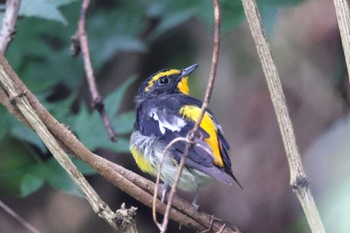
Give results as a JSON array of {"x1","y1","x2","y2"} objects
[{"x1": 1, "y1": 0, "x2": 349, "y2": 232}]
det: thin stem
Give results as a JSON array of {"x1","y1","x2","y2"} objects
[
  {"x1": 73, "y1": 0, "x2": 117, "y2": 142},
  {"x1": 241, "y1": 1, "x2": 325, "y2": 233},
  {"x1": 158, "y1": 0, "x2": 221, "y2": 232},
  {"x1": 0, "y1": 200, "x2": 41, "y2": 233},
  {"x1": 0, "y1": 0, "x2": 20, "y2": 53},
  {"x1": 152, "y1": 137, "x2": 186, "y2": 229}
]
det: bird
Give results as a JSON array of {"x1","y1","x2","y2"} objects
[{"x1": 130, "y1": 64, "x2": 241, "y2": 208}]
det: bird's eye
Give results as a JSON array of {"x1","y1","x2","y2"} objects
[{"x1": 159, "y1": 77, "x2": 170, "y2": 85}]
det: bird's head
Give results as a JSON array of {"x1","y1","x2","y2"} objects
[{"x1": 136, "y1": 64, "x2": 198, "y2": 102}]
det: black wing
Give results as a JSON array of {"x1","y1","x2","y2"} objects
[{"x1": 135, "y1": 94, "x2": 235, "y2": 185}]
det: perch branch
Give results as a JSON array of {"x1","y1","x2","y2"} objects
[
  {"x1": 333, "y1": 0, "x2": 350, "y2": 81},
  {"x1": 0, "y1": 0, "x2": 20, "y2": 53},
  {"x1": 0, "y1": 61, "x2": 124, "y2": 230},
  {"x1": 241, "y1": 1, "x2": 325, "y2": 233},
  {"x1": 72, "y1": 0, "x2": 117, "y2": 142},
  {"x1": 154, "y1": 0, "x2": 221, "y2": 232},
  {"x1": 0, "y1": 53, "x2": 239, "y2": 233}
]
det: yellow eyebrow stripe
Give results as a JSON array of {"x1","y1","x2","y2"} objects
[
  {"x1": 145, "y1": 69, "x2": 180, "y2": 92},
  {"x1": 179, "y1": 105, "x2": 223, "y2": 167}
]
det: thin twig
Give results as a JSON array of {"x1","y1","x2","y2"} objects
[
  {"x1": 0, "y1": 0, "x2": 21, "y2": 53},
  {"x1": 152, "y1": 137, "x2": 185, "y2": 229},
  {"x1": 157, "y1": 0, "x2": 221, "y2": 232},
  {"x1": 333, "y1": 0, "x2": 350, "y2": 81},
  {"x1": 72, "y1": 0, "x2": 117, "y2": 142},
  {"x1": 152, "y1": 134, "x2": 213, "y2": 228},
  {"x1": 0, "y1": 200, "x2": 41, "y2": 233},
  {"x1": 241, "y1": 1, "x2": 325, "y2": 233},
  {"x1": 0, "y1": 54, "x2": 239, "y2": 233}
]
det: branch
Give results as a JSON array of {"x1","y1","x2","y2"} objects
[
  {"x1": 0, "y1": 53, "x2": 239, "y2": 233},
  {"x1": 71, "y1": 0, "x2": 117, "y2": 142},
  {"x1": 333, "y1": 0, "x2": 350, "y2": 81},
  {"x1": 0, "y1": 58, "x2": 127, "y2": 230},
  {"x1": 0, "y1": 200, "x2": 40, "y2": 233},
  {"x1": 154, "y1": 0, "x2": 221, "y2": 232},
  {"x1": 0, "y1": 0, "x2": 20, "y2": 53},
  {"x1": 241, "y1": 1, "x2": 325, "y2": 233}
]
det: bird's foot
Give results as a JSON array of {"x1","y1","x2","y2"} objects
[
  {"x1": 191, "y1": 190, "x2": 200, "y2": 210},
  {"x1": 200, "y1": 215, "x2": 226, "y2": 233},
  {"x1": 161, "y1": 182, "x2": 168, "y2": 203}
]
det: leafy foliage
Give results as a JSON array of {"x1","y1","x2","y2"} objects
[
  {"x1": 0, "y1": 0, "x2": 304, "y2": 197},
  {"x1": 73, "y1": 76, "x2": 136, "y2": 152},
  {"x1": 20, "y1": 0, "x2": 69, "y2": 25}
]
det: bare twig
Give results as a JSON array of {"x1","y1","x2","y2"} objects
[
  {"x1": 0, "y1": 200, "x2": 41, "y2": 233},
  {"x1": 152, "y1": 137, "x2": 185, "y2": 229},
  {"x1": 0, "y1": 54, "x2": 239, "y2": 233},
  {"x1": 155, "y1": 0, "x2": 221, "y2": 232},
  {"x1": 72, "y1": 0, "x2": 117, "y2": 142},
  {"x1": 0, "y1": 0, "x2": 21, "y2": 53},
  {"x1": 333, "y1": 0, "x2": 350, "y2": 81},
  {"x1": 152, "y1": 134, "x2": 213, "y2": 229},
  {"x1": 241, "y1": 1, "x2": 325, "y2": 233}
]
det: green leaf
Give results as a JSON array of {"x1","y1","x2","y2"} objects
[
  {"x1": 72, "y1": 158, "x2": 96, "y2": 175},
  {"x1": 105, "y1": 75, "x2": 137, "y2": 116},
  {"x1": 44, "y1": 158, "x2": 83, "y2": 196},
  {"x1": 73, "y1": 105, "x2": 131, "y2": 152},
  {"x1": 112, "y1": 138, "x2": 130, "y2": 152},
  {"x1": 44, "y1": 93, "x2": 77, "y2": 124},
  {"x1": 256, "y1": 0, "x2": 305, "y2": 37},
  {"x1": 147, "y1": 0, "x2": 199, "y2": 40},
  {"x1": 45, "y1": 0, "x2": 78, "y2": 7},
  {"x1": 259, "y1": 5, "x2": 279, "y2": 37},
  {"x1": 20, "y1": 0, "x2": 68, "y2": 25},
  {"x1": 0, "y1": 137, "x2": 39, "y2": 196},
  {"x1": 0, "y1": 109, "x2": 12, "y2": 142},
  {"x1": 113, "y1": 111, "x2": 135, "y2": 135},
  {"x1": 17, "y1": 157, "x2": 95, "y2": 197},
  {"x1": 87, "y1": 9, "x2": 147, "y2": 69},
  {"x1": 10, "y1": 124, "x2": 46, "y2": 153},
  {"x1": 19, "y1": 173, "x2": 44, "y2": 197},
  {"x1": 73, "y1": 78, "x2": 136, "y2": 152}
]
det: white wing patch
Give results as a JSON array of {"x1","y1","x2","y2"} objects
[{"x1": 149, "y1": 108, "x2": 186, "y2": 134}]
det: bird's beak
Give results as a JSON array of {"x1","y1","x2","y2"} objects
[{"x1": 179, "y1": 64, "x2": 199, "y2": 79}]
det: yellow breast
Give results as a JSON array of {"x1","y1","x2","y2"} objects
[{"x1": 130, "y1": 147, "x2": 156, "y2": 175}]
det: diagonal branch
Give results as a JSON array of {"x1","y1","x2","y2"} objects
[
  {"x1": 0, "y1": 59, "x2": 123, "y2": 230},
  {"x1": 241, "y1": 1, "x2": 325, "y2": 233},
  {"x1": 0, "y1": 0, "x2": 20, "y2": 53},
  {"x1": 72, "y1": 0, "x2": 117, "y2": 142}
]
